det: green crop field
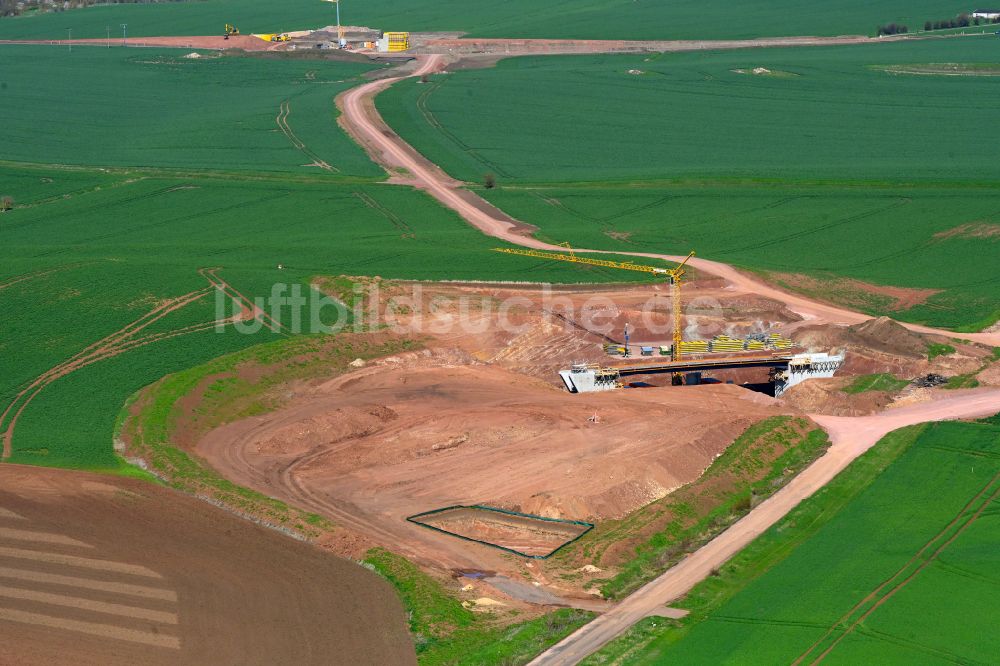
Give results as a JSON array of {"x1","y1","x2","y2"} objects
[
  {"x1": 0, "y1": 162, "x2": 643, "y2": 469},
  {"x1": 0, "y1": 0, "x2": 971, "y2": 41},
  {"x1": 380, "y1": 38, "x2": 1000, "y2": 184},
  {"x1": 377, "y1": 38, "x2": 1000, "y2": 330},
  {"x1": 1, "y1": 45, "x2": 385, "y2": 176},
  {"x1": 622, "y1": 418, "x2": 1000, "y2": 664}
]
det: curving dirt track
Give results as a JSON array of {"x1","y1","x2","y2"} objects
[
  {"x1": 0, "y1": 465, "x2": 414, "y2": 665},
  {"x1": 337, "y1": 54, "x2": 1000, "y2": 350},
  {"x1": 336, "y1": 53, "x2": 1000, "y2": 662}
]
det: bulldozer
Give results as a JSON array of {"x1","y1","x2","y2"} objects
[
  {"x1": 270, "y1": 33, "x2": 291, "y2": 42},
  {"x1": 224, "y1": 24, "x2": 240, "y2": 39}
]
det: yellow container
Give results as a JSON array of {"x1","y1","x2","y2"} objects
[{"x1": 385, "y1": 31, "x2": 409, "y2": 51}]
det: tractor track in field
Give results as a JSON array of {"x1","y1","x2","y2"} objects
[
  {"x1": 275, "y1": 100, "x2": 338, "y2": 173},
  {"x1": 1, "y1": 270, "x2": 278, "y2": 460},
  {"x1": 338, "y1": 54, "x2": 1000, "y2": 347},
  {"x1": 794, "y1": 468, "x2": 1000, "y2": 664},
  {"x1": 335, "y1": 51, "x2": 1000, "y2": 664}
]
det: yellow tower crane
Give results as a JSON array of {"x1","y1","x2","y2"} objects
[{"x1": 492, "y1": 247, "x2": 696, "y2": 362}]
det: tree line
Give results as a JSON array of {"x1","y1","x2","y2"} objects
[
  {"x1": 923, "y1": 12, "x2": 1000, "y2": 31},
  {"x1": 876, "y1": 12, "x2": 1000, "y2": 36}
]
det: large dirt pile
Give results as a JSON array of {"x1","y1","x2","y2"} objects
[
  {"x1": 849, "y1": 316, "x2": 928, "y2": 357},
  {"x1": 780, "y1": 378, "x2": 893, "y2": 416},
  {"x1": 795, "y1": 316, "x2": 925, "y2": 359}
]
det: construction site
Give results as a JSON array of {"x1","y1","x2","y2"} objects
[
  {"x1": 4, "y1": 5, "x2": 1000, "y2": 663},
  {"x1": 166, "y1": 267, "x2": 998, "y2": 607}
]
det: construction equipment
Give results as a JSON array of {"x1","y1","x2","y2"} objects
[
  {"x1": 270, "y1": 33, "x2": 291, "y2": 42},
  {"x1": 321, "y1": 0, "x2": 346, "y2": 47},
  {"x1": 224, "y1": 24, "x2": 240, "y2": 39},
  {"x1": 377, "y1": 31, "x2": 410, "y2": 52},
  {"x1": 493, "y1": 247, "x2": 696, "y2": 364}
]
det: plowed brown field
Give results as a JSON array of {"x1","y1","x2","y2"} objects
[{"x1": 0, "y1": 465, "x2": 414, "y2": 666}]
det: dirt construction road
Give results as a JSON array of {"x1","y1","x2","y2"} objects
[
  {"x1": 337, "y1": 54, "x2": 1000, "y2": 351},
  {"x1": 530, "y1": 390, "x2": 1000, "y2": 665},
  {"x1": 337, "y1": 53, "x2": 1000, "y2": 663}
]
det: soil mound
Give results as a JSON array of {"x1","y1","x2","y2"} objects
[
  {"x1": 781, "y1": 378, "x2": 891, "y2": 416},
  {"x1": 848, "y1": 316, "x2": 927, "y2": 358}
]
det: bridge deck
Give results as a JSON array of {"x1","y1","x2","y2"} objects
[{"x1": 609, "y1": 355, "x2": 792, "y2": 376}]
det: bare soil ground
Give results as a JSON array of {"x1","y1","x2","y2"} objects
[
  {"x1": 182, "y1": 279, "x2": 993, "y2": 600},
  {"x1": 412, "y1": 507, "x2": 590, "y2": 558},
  {"x1": 184, "y1": 282, "x2": 797, "y2": 578},
  {"x1": 196, "y1": 360, "x2": 788, "y2": 572},
  {"x1": 0, "y1": 465, "x2": 414, "y2": 666}
]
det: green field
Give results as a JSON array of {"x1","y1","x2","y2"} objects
[
  {"x1": 0, "y1": 162, "x2": 644, "y2": 469},
  {"x1": 380, "y1": 39, "x2": 1000, "y2": 183},
  {"x1": 620, "y1": 418, "x2": 1000, "y2": 664},
  {"x1": 377, "y1": 38, "x2": 1000, "y2": 330},
  {"x1": 0, "y1": 0, "x2": 970, "y2": 41},
  {"x1": 1, "y1": 45, "x2": 384, "y2": 176}
]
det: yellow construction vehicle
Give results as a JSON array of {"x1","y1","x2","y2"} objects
[
  {"x1": 224, "y1": 24, "x2": 240, "y2": 39},
  {"x1": 270, "y1": 33, "x2": 291, "y2": 42},
  {"x1": 493, "y1": 247, "x2": 696, "y2": 365}
]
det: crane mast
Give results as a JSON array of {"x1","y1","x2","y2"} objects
[{"x1": 492, "y1": 247, "x2": 695, "y2": 361}]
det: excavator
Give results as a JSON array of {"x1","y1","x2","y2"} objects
[{"x1": 224, "y1": 24, "x2": 240, "y2": 39}]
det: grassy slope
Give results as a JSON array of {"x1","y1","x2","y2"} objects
[
  {"x1": 0, "y1": 45, "x2": 384, "y2": 176},
  {"x1": 554, "y1": 417, "x2": 829, "y2": 600},
  {"x1": 364, "y1": 548, "x2": 594, "y2": 666},
  {"x1": 0, "y1": 163, "x2": 647, "y2": 469},
  {"x1": 377, "y1": 38, "x2": 1000, "y2": 330},
  {"x1": 610, "y1": 419, "x2": 1000, "y2": 664},
  {"x1": 117, "y1": 332, "x2": 420, "y2": 529},
  {"x1": 116, "y1": 334, "x2": 593, "y2": 666},
  {"x1": 0, "y1": 0, "x2": 968, "y2": 41}
]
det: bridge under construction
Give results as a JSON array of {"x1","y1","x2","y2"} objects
[{"x1": 559, "y1": 351, "x2": 845, "y2": 397}]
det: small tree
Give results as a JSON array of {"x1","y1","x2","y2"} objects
[
  {"x1": 1, "y1": 196, "x2": 12, "y2": 212},
  {"x1": 483, "y1": 173, "x2": 497, "y2": 189},
  {"x1": 924, "y1": 20, "x2": 932, "y2": 31},
  {"x1": 419, "y1": 73, "x2": 429, "y2": 83}
]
